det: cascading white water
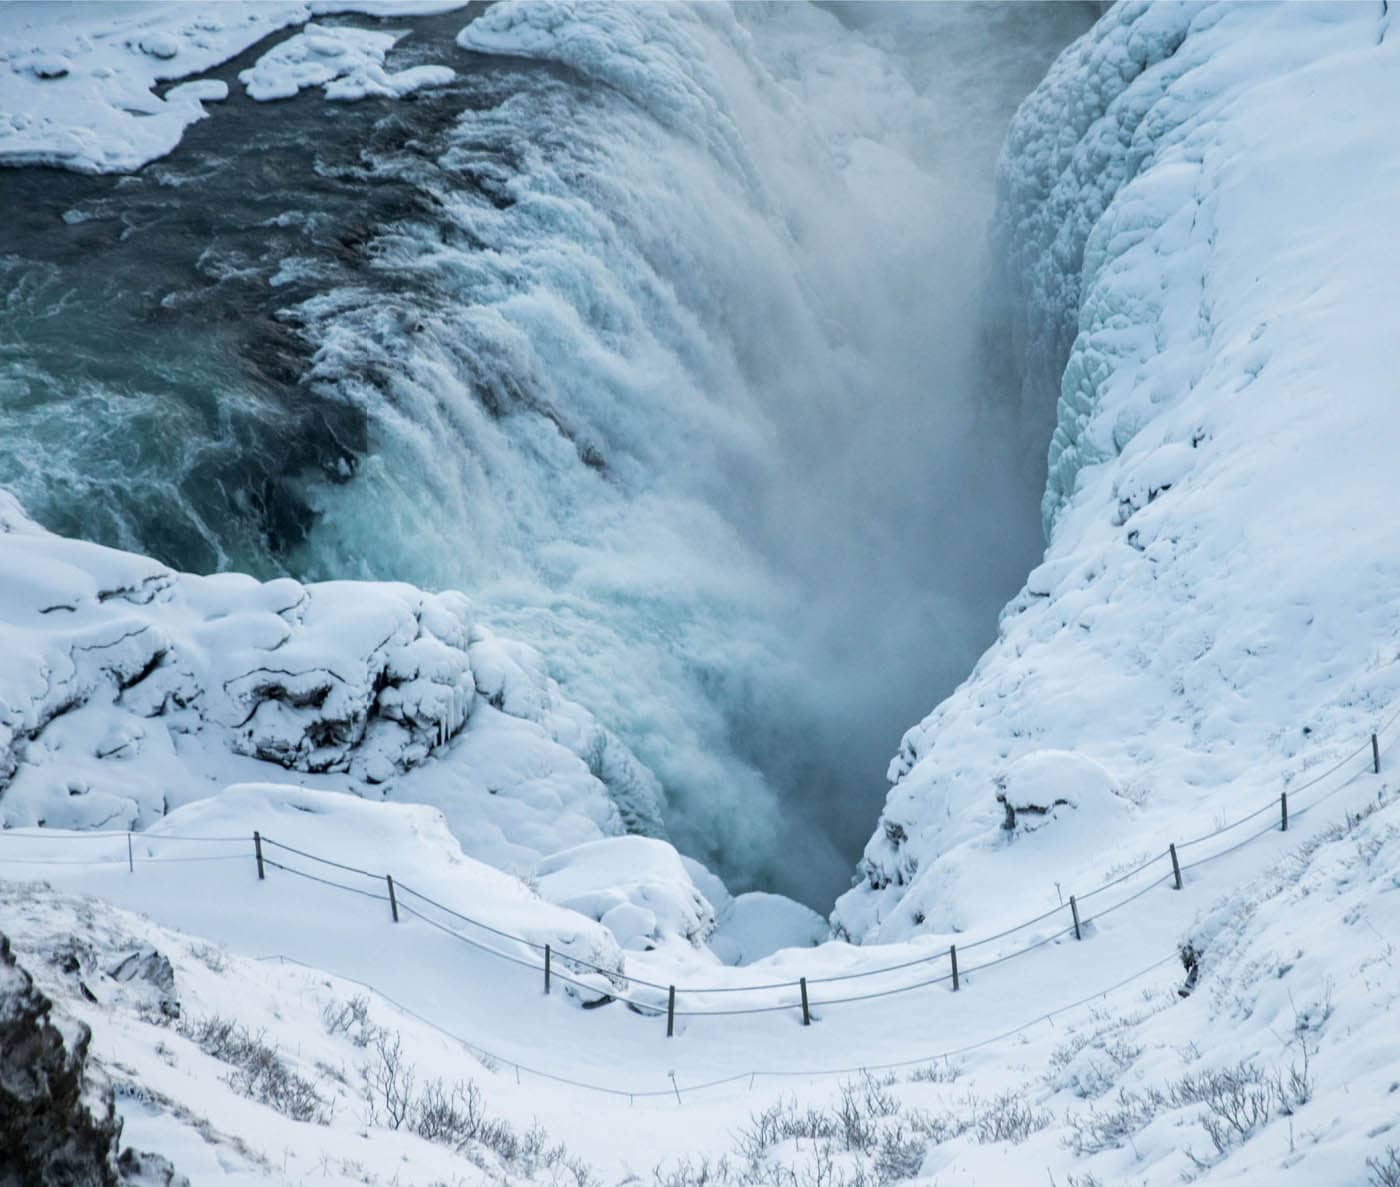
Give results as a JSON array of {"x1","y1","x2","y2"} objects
[{"x1": 0, "y1": 1, "x2": 1094, "y2": 906}]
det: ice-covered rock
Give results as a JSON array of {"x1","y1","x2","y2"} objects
[{"x1": 836, "y1": 0, "x2": 1400, "y2": 942}]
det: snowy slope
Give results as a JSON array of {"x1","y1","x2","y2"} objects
[
  {"x1": 836, "y1": 0, "x2": 1400, "y2": 946},
  {"x1": 3, "y1": 755, "x2": 1396, "y2": 1184}
]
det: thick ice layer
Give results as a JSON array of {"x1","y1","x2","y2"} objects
[
  {"x1": 0, "y1": 492, "x2": 664, "y2": 877},
  {"x1": 835, "y1": 0, "x2": 1400, "y2": 942}
]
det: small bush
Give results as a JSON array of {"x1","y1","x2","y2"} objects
[
  {"x1": 1170, "y1": 1061, "x2": 1275, "y2": 1160},
  {"x1": 322, "y1": 994, "x2": 384, "y2": 1048},
  {"x1": 179, "y1": 1014, "x2": 328, "y2": 1124},
  {"x1": 906, "y1": 1060, "x2": 960, "y2": 1084},
  {"x1": 1367, "y1": 1146, "x2": 1400, "y2": 1187},
  {"x1": 1065, "y1": 1087, "x2": 1161, "y2": 1155},
  {"x1": 970, "y1": 1090, "x2": 1051, "y2": 1145}
]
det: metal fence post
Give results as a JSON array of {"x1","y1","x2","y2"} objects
[
  {"x1": 544, "y1": 944, "x2": 552, "y2": 994},
  {"x1": 1169, "y1": 842, "x2": 1182, "y2": 890},
  {"x1": 1281, "y1": 791, "x2": 1288, "y2": 832},
  {"x1": 1374, "y1": 733, "x2": 1381, "y2": 774},
  {"x1": 800, "y1": 977, "x2": 811, "y2": 1026},
  {"x1": 386, "y1": 875, "x2": 399, "y2": 922},
  {"x1": 1070, "y1": 895, "x2": 1082, "y2": 940},
  {"x1": 949, "y1": 944, "x2": 959, "y2": 992},
  {"x1": 254, "y1": 831, "x2": 265, "y2": 880},
  {"x1": 127, "y1": 832, "x2": 134, "y2": 874},
  {"x1": 666, "y1": 986, "x2": 676, "y2": 1037}
]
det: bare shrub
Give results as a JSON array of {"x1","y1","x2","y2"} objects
[
  {"x1": 361, "y1": 1031, "x2": 415, "y2": 1130},
  {"x1": 356, "y1": 1028, "x2": 593, "y2": 1181},
  {"x1": 1170, "y1": 1061, "x2": 1275, "y2": 1159},
  {"x1": 874, "y1": 1121, "x2": 926, "y2": 1181},
  {"x1": 322, "y1": 994, "x2": 384, "y2": 1048},
  {"x1": 836, "y1": 1073, "x2": 899, "y2": 1153},
  {"x1": 1368, "y1": 1146, "x2": 1400, "y2": 1187},
  {"x1": 179, "y1": 1014, "x2": 328, "y2": 1124},
  {"x1": 1274, "y1": 1035, "x2": 1315, "y2": 1115},
  {"x1": 970, "y1": 1090, "x2": 1050, "y2": 1145},
  {"x1": 906, "y1": 1060, "x2": 960, "y2": 1084},
  {"x1": 1065, "y1": 1087, "x2": 1161, "y2": 1155}
]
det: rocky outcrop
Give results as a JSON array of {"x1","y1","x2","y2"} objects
[
  {"x1": 0, "y1": 932, "x2": 191, "y2": 1187},
  {"x1": 0, "y1": 931, "x2": 122, "y2": 1186}
]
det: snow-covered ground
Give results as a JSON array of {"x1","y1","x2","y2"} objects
[
  {"x1": 0, "y1": 1, "x2": 464, "y2": 172},
  {"x1": 2, "y1": 745, "x2": 1396, "y2": 1183},
  {"x1": 5, "y1": 0, "x2": 1400, "y2": 1183}
]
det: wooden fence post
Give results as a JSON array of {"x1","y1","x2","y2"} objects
[
  {"x1": 949, "y1": 944, "x2": 959, "y2": 992},
  {"x1": 1070, "y1": 895, "x2": 1082, "y2": 941},
  {"x1": 544, "y1": 944, "x2": 552, "y2": 994},
  {"x1": 386, "y1": 875, "x2": 399, "y2": 922},
  {"x1": 254, "y1": 831, "x2": 265, "y2": 881},
  {"x1": 666, "y1": 986, "x2": 676, "y2": 1037},
  {"x1": 1373, "y1": 733, "x2": 1381, "y2": 774},
  {"x1": 800, "y1": 977, "x2": 811, "y2": 1026},
  {"x1": 1169, "y1": 842, "x2": 1182, "y2": 890},
  {"x1": 1280, "y1": 791, "x2": 1288, "y2": 832}
]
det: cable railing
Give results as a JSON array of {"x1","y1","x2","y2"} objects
[{"x1": 1, "y1": 705, "x2": 1395, "y2": 1036}]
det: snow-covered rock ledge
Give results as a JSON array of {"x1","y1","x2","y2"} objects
[
  {"x1": 0, "y1": 490, "x2": 665, "y2": 882},
  {"x1": 836, "y1": 1, "x2": 1400, "y2": 943}
]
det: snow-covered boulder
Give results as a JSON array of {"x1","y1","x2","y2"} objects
[
  {"x1": 707, "y1": 892, "x2": 827, "y2": 966},
  {"x1": 534, "y1": 836, "x2": 715, "y2": 952},
  {"x1": 836, "y1": 0, "x2": 1400, "y2": 942}
]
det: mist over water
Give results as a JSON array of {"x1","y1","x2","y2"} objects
[{"x1": 0, "y1": 2, "x2": 1094, "y2": 907}]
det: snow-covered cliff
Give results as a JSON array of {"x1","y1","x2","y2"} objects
[
  {"x1": 0, "y1": 489, "x2": 664, "y2": 875},
  {"x1": 835, "y1": 0, "x2": 1400, "y2": 942}
]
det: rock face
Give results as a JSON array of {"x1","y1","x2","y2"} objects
[
  {"x1": 0, "y1": 932, "x2": 122, "y2": 1187},
  {"x1": 836, "y1": 0, "x2": 1400, "y2": 942}
]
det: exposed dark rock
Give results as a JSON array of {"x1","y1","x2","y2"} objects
[
  {"x1": 0, "y1": 935, "x2": 188, "y2": 1185},
  {"x1": 105, "y1": 947, "x2": 180, "y2": 1021},
  {"x1": 0, "y1": 932, "x2": 121, "y2": 1187}
]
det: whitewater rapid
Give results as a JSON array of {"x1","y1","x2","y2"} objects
[{"x1": 0, "y1": 1, "x2": 1094, "y2": 905}]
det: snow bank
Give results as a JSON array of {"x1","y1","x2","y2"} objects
[
  {"x1": 0, "y1": 1, "x2": 463, "y2": 173},
  {"x1": 836, "y1": 0, "x2": 1400, "y2": 942},
  {"x1": 0, "y1": 494, "x2": 663, "y2": 878}
]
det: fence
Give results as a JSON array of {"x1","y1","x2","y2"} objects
[{"x1": 1, "y1": 706, "x2": 1396, "y2": 1070}]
